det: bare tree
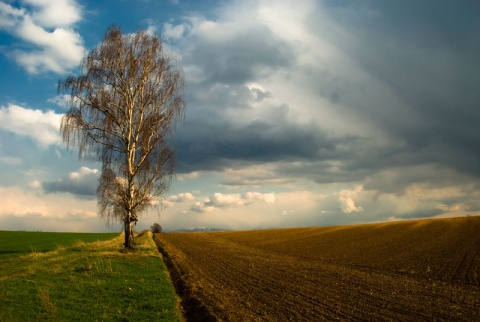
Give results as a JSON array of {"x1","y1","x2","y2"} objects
[{"x1": 59, "y1": 25, "x2": 185, "y2": 249}]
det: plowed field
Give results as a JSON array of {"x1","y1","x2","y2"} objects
[{"x1": 154, "y1": 217, "x2": 480, "y2": 321}]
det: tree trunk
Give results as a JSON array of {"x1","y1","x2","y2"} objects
[{"x1": 124, "y1": 216, "x2": 135, "y2": 250}]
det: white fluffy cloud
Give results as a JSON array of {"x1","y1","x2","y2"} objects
[
  {"x1": 169, "y1": 192, "x2": 195, "y2": 203},
  {"x1": 0, "y1": 104, "x2": 62, "y2": 146},
  {"x1": 0, "y1": 2, "x2": 24, "y2": 28},
  {"x1": 0, "y1": 0, "x2": 84, "y2": 74},
  {"x1": 161, "y1": 192, "x2": 196, "y2": 207},
  {"x1": 338, "y1": 186, "x2": 364, "y2": 213},
  {"x1": 163, "y1": 22, "x2": 186, "y2": 40},
  {"x1": 47, "y1": 94, "x2": 72, "y2": 109},
  {"x1": 24, "y1": 0, "x2": 82, "y2": 28},
  {"x1": 151, "y1": 190, "x2": 327, "y2": 231}
]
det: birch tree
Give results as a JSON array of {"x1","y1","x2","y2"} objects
[{"x1": 59, "y1": 25, "x2": 185, "y2": 249}]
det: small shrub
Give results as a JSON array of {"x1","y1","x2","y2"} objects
[{"x1": 151, "y1": 223, "x2": 162, "y2": 233}]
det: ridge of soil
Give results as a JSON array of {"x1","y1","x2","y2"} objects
[{"x1": 155, "y1": 216, "x2": 480, "y2": 321}]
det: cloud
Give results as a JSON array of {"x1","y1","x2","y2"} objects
[
  {"x1": 0, "y1": 104, "x2": 62, "y2": 146},
  {"x1": 169, "y1": 192, "x2": 195, "y2": 203},
  {"x1": 338, "y1": 186, "x2": 364, "y2": 213},
  {"x1": 244, "y1": 192, "x2": 276, "y2": 204},
  {"x1": 174, "y1": 111, "x2": 350, "y2": 174},
  {"x1": 41, "y1": 166, "x2": 99, "y2": 198},
  {"x1": 28, "y1": 180, "x2": 42, "y2": 189},
  {"x1": 24, "y1": 0, "x2": 82, "y2": 28},
  {"x1": 177, "y1": 172, "x2": 200, "y2": 181},
  {"x1": 166, "y1": 2, "x2": 374, "y2": 179},
  {"x1": 0, "y1": 0, "x2": 85, "y2": 74},
  {"x1": 171, "y1": 6, "x2": 295, "y2": 85},
  {"x1": 191, "y1": 192, "x2": 275, "y2": 213},
  {"x1": 161, "y1": 192, "x2": 196, "y2": 207},
  {"x1": 0, "y1": 156, "x2": 23, "y2": 165},
  {"x1": 0, "y1": 2, "x2": 24, "y2": 28},
  {"x1": 2, "y1": 0, "x2": 480, "y2": 232},
  {"x1": 47, "y1": 94, "x2": 72, "y2": 109},
  {"x1": 153, "y1": 190, "x2": 328, "y2": 230},
  {"x1": 191, "y1": 24, "x2": 293, "y2": 85},
  {"x1": 314, "y1": 0, "x2": 480, "y2": 177},
  {"x1": 220, "y1": 165, "x2": 295, "y2": 187},
  {"x1": 112, "y1": 181, "x2": 480, "y2": 231},
  {"x1": 166, "y1": 0, "x2": 480, "y2": 201},
  {"x1": 0, "y1": 185, "x2": 113, "y2": 232},
  {"x1": 163, "y1": 22, "x2": 186, "y2": 40}
]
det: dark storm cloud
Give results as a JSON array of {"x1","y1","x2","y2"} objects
[
  {"x1": 41, "y1": 167, "x2": 98, "y2": 198},
  {"x1": 175, "y1": 109, "x2": 402, "y2": 184},
  {"x1": 174, "y1": 116, "x2": 340, "y2": 173},
  {"x1": 169, "y1": 0, "x2": 480, "y2": 200},
  {"x1": 183, "y1": 24, "x2": 294, "y2": 85},
  {"x1": 314, "y1": 0, "x2": 480, "y2": 179},
  {"x1": 363, "y1": 165, "x2": 480, "y2": 195}
]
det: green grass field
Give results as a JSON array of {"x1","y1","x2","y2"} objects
[
  {"x1": 0, "y1": 231, "x2": 119, "y2": 258},
  {"x1": 0, "y1": 231, "x2": 180, "y2": 321}
]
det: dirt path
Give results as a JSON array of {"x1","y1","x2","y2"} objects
[{"x1": 155, "y1": 217, "x2": 480, "y2": 321}]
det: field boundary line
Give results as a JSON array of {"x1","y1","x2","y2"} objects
[{"x1": 154, "y1": 234, "x2": 216, "y2": 322}]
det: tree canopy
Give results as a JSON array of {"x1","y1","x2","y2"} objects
[{"x1": 151, "y1": 223, "x2": 162, "y2": 233}]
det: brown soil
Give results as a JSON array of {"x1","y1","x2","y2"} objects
[{"x1": 154, "y1": 216, "x2": 480, "y2": 321}]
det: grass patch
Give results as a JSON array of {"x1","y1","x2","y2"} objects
[
  {"x1": 0, "y1": 232, "x2": 180, "y2": 321},
  {"x1": 0, "y1": 231, "x2": 118, "y2": 258}
]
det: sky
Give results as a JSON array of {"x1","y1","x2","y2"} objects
[{"x1": 1, "y1": 0, "x2": 480, "y2": 232}]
